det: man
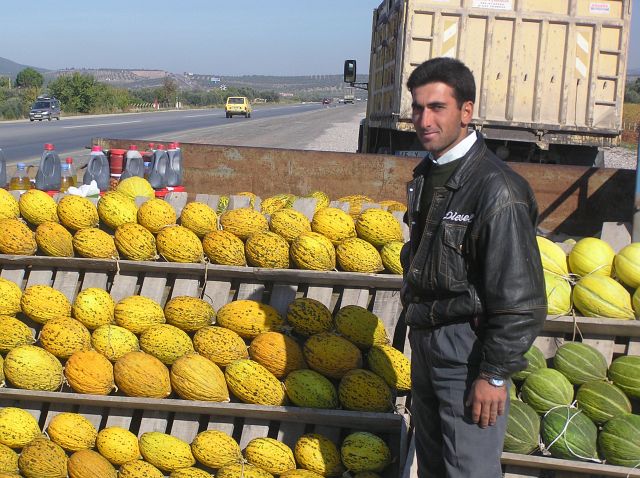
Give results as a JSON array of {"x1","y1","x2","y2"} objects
[{"x1": 401, "y1": 57, "x2": 546, "y2": 477}]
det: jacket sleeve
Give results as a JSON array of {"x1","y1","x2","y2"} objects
[{"x1": 474, "y1": 196, "x2": 547, "y2": 379}]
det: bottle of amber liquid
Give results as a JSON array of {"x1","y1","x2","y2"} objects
[{"x1": 8, "y1": 163, "x2": 33, "y2": 192}]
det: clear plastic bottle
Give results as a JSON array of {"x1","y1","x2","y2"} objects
[
  {"x1": 60, "y1": 163, "x2": 75, "y2": 192},
  {"x1": 0, "y1": 148, "x2": 7, "y2": 187},
  {"x1": 35, "y1": 143, "x2": 61, "y2": 191},
  {"x1": 8, "y1": 163, "x2": 33, "y2": 192},
  {"x1": 65, "y1": 157, "x2": 77, "y2": 187}
]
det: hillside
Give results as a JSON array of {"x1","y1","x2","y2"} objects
[{"x1": 0, "y1": 56, "x2": 48, "y2": 78}]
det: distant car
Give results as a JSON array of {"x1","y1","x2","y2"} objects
[
  {"x1": 322, "y1": 98, "x2": 331, "y2": 105},
  {"x1": 29, "y1": 96, "x2": 61, "y2": 122},
  {"x1": 225, "y1": 96, "x2": 252, "y2": 118}
]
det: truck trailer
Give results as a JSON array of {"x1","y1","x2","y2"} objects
[{"x1": 346, "y1": 0, "x2": 633, "y2": 166}]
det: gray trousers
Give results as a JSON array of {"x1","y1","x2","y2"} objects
[{"x1": 409, "y1": 322, "x2": 509, "y2": 478}]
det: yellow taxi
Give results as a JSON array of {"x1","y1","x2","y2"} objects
[{"x1": 225, "y1": 97, "x2": 252, "y2": 118}]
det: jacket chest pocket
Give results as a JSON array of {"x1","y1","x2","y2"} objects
[{"x1": 437, "y1": 223, "x2": 469, "y2": 289}]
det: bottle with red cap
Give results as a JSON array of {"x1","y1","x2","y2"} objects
[
  {"x1": 121, "y1": 144, "x2": 145, "y2": 180},
  {"x1": 147, "y1": 143, "x2": 169, "y2": 189},
  {"x1": 166, "y1": 142, "x2": 183, "y2": 187},
  {"x1": 35, "y1": 143, "x2": 62, "y2": 191},
  {"x1": 60, "y1": 158, "x2": 77, "y2": 192},
  {"x1": 65, "y1": 157, "x2": 77, "y2": 186},
  {"x1": 83, "y1": 145, "x2": 110, "y2": 191}
]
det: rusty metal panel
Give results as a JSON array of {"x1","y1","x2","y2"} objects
[
  {"x1": 97, "y1": 138, "x2": 633, "y2": 237},
  {"x1": 367, "y1": 0, "x2": 632, "y2": 144}
]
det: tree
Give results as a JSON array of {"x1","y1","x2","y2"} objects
[
  {"x1": 158, "y1": 76, "x2": 178, "y2": 104},
  {"x1": 48, "y1": 72, "x2": 97, "y2": 113},
  {"x1": 15, "y1": 68, "x2": 44, "y2": 89},
  {"x1": 0, "y1": 76, "x2": 11, "y2": 89}
]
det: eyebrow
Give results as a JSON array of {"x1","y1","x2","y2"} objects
[{"x1": 411, "y1": 101, "x2": 447, "y2": 109}]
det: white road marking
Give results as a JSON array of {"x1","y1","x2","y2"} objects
[
  {"x1": 62, "y1": 120, "x2": 142, "y2": 129},
  {"x1": 183, "y1": 113, "x2": 223, "y2": 118}
]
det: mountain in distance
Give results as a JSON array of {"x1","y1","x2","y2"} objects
[{"x1": 0, "y1": 56, "x2": 48, "y2": 78}]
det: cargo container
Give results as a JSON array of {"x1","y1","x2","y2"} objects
[{"x1": 346, "y1": 0, "x2": 633, "y2": 165}]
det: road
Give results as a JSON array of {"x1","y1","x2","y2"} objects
[{"x1": 0, "y1": 102, "x2": 364, "y2": 167}]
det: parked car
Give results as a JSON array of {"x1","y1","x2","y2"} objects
[
  {"x1": 322, "y1": 98, "x2": 331, "y2": 105},
  {"x1": 29, "y1": 96, "x2": 61, "y2": 121},
  {"x1": 225, "y1": 97, "x2": 252, "y2": 118}
]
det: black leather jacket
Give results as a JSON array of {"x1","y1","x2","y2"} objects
[{"x1": 402, "y1": 134, "x2": 547, "y2": 378}]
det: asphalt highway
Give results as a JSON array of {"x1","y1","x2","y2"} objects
[{"x1": 0, "y1": 103, "x2": 324, "y2": 167}]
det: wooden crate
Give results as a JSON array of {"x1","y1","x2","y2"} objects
[{"x1": 1, "y1": 220, "x2": 639, "y2": 477}]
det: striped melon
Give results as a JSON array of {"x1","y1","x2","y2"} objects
[
  {"x1": 340, "y1": 432, "x2": 391, "y2": 473},
  {"x1": 503, "y1": 400, "x2": 540, "y2": 454},
  {"x1": 193, "y1": 325, "x2": 249, "y2": 368},
  {"x1": 0, "y1": 218, "x2": 37, "y2": 255},
  {"x1": 47, "y1": 412, "x2": 97, "y2": 452},
  {"x1": 284, "y1": 369, "x2": 339, "y2": 409},
  {"x1": 190, "y1": 430, "x2": 241, "y2": 469},
  {"x1": 96, "y1": 426, "x2": 140, "y2": 465},
  {"x1": 286, "y1": 297, "x2": 334, "y2": 337},
  {"x1": 0, "y1": 407, "x2": 41, "y2": 449},
  {"x1": 568, "y1": 237, "x2": 614, "y2": 277},
  {"x1": 0, "y1": 442, "x2": 18, "y2": 474},
  {"x1": 608, "y1": 355, "x2": 640, "y2": 400},
  {"x1": 114, "y1": 222, "x2": 157, "y2": 261},
  {"x1": 598, "y1": 413, "x2": 640, "y2": 467},
  {"x1": 4, "y1": 344, "x2": 63, "y2": 391},
  {"x1": 156, "y1": 225, "x2": 203, "y2": 263},
  {"x1": 249, "y1": 331, "x2": 306, "y2": 379},
  {"x1": 220, "y1": 208, "x2": 269, "y2": 240},
  {"x1": 116, "y1": 176, "x2": 155, "y2": 200},
  {"x1": 311, "y1": 207, "x2": 356, "y2": 245},
  {"x1": 303, "y1": 332, "x2": 362, "y2": 379},
  {"x1": 378, "y1": 199, "x2": 406, "y2": 212},
  {"x1": 366, "y1": 344, "x2": 411, "y2": 391},
  {"x1": 281, "y1": 469, "x2": 326, "y2": 478},
  {"x1": 73, "y1": 227, "x2": 118, "y2": 259},
  {"x1": 245, "y1": 437, "x2": 296, "y2": 475},
  {"x1": 544, "y1": 271, "x2": 572, "y2": 316},
  {"x1": 355, "y1": 208, "x2": 402, "y2": 247},
  {"x1": 97, "y1": 191, "x2": 138, "y2": 230},
  {"x1": 0, "y1": 278, "x2": 21, "y2": 317},
  {"x1": 380, "y1": 241, "x2": 404, "y2": 275},
  {"x1": 57, "y1": 195, "x2": 99, "y2": 231},
  {"x1": 139, "y1": 323, "x2": 194, "y2": 365},
  {"x1": 290, "y1": 232, "x2": 336, "y2": 271},
  {"x1": 164, "y1": 296, "x2": 215, "y2": 332},
  {"x1": 91, "y1": 324, "x2": 139, "y2": 362},
  {"x1": 336, "y1": 195, "x2": 374, "y2": 218},
  {"x1": 18, "y1": 189, "x2": 58, "y2": 226},
  {"x1": 245, "y1": 231, "x2": 290, "y2": 269},
  {"x1": 114, "y1": 351, "x2": 171, "y2": 398},
  {"x1": 541, "y1": 406, "x2": 598, "y2": 461},
  {"x1": 139, "y1": 432, "x2": 195, "y2": 472},
  {"x1": 614, "y1": 242, "x2": 640, "y2": 288},
  {"x1": 118, "y1": 460, "x2": 164, "y2": 478},
  {"x1": 202, "y1": 229, "x2": 247, "y2": 266},
  {"x1": 64, "y1": 349, "x2": 115, "y2": 395},
  {"x1": 21, "y1": 284, "x2": 71, "y2": 324},
  {"x1": 224, "y1": 359, "x2": 286, "y2": 406},
  {"x1": 170, "y1": 352, "x2": 229, "y2": 402},
  {"x1": 0, "y1": 188, "x2": 19, "y2": 220},
  {"x1": 336, "y1": 237, "x2": 384, "y2": 273},
  {"x1": 170, "y1": 468, "x2": 212, "y2": 478},
  {"x1": 216, "y1": 300, "x2": 284, "y2": 339},
  {"x1": 338, "y1": 369, "x2": 392, "y2": 412},
  {"x1": 334, "y1": 305, "x2": 389, "y2": 349},
  {"x1": 67, "y1": 449, "x2": 117, "y2": 478},
  {"x1": 137, "y1": 198, "x2": 177, "y2": 234},
  {"x1": 261, "y1": 194, "x2": 295, "y2": 214},
  {"x1": 521, "y1": 368, "x2": 574, "y2": 414},
  {"x1": 39, "y1": 316, "x2": 91, "y2": 359},
  {"x1": 572, "y1": 275, "x2": 634, "y2": 319},
  {"x1": 72, "y1": 287, "x2": 115, "y2": 330},
  {"x1": 576, "y1": 380, "x2": 631, "y2": 425},
  {"x1": 179, "y1": 201, "x2": 218, "y2": 238},
  {"x1": 294, "y1": 433, "x2": 344, "y2": 477},
  {"x1": 114, "y1": 295, "x2": 165, "y2": 334},
  {"x1": 18, "y1": 438, "x2": 67, "y2": 478},
  {"x1": 511, "y1": 345, "x2": 547, "y2": 382},
  {"x1": 269, "y1": 208, "x2": 312, "y2": 243},
  {"x1": 0, "y1": 316, "x2": 34, "y2": 353},
  {"x1": 536, "y1": 236, "x2": 568, "y2": 276},
  {"x1": 553, "y1": 342, "x2": 608, "y2": 385},
  {"x1": 217, "y1": 463, "x2": 274, "y2": 478},
  {"x1": 35, "y1": 221, "x2": 74, "y2": 257}
]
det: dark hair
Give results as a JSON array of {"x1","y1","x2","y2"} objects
[{"x1": 406, "y1": 57, "x2": 476, "y2": 108}]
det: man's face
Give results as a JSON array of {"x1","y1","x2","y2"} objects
[{"x1": 411, "y1": 82, "x2": 474, "y2": 159}]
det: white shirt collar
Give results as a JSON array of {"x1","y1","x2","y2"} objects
[{"x1": 430, "y1": 131, "x2": 477, "y2": 165}]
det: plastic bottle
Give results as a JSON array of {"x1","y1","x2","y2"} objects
[
  {"x1": 35, "y1": 143, "x2": 62, "y2": 191},
  {"x1": 83, "y1": 145, "x2": 110, "y2": 191},
  {"x1": 0, "y1": 148, "x2": 7, "y2": 188},
  {"x1": 121, "y1": 144, "x2": 145, "y2": 180},
  {"x1": 147, "y1": 144, "x2": 169, "y2": 189},
  {"x1": 166, "y1": 142, "x2": 183, "y2": 186},
  {"x1": 8, "y1": 163, "x2": 33, "y2": 192},
  {"x1": 65, "y1": 157, "x2": 77, "y2": 187},
  {"x1": 60, "y1": 163, "x2": 74, "y2": 192}
]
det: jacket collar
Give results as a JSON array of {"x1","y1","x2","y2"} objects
[{"x1": 412, "y1": 132, "x2": 487, "y2": 191}]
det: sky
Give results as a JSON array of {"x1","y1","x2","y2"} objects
[{"x1": 1, "y1": 0, "x2": 638, "y2": 76}]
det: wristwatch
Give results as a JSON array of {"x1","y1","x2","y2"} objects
[{"x1": 480, "y1": 373, "x2": 505, "y2": 388}]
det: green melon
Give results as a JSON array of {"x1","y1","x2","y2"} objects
[
  {"x1": 512, "y1": 345, "x2": 547, "y2": 382},
  {"x1": 541, "y1": 407, "x2": 598, "y2": 461},
  {"x1": 503, "y1": 401, "x2": 540, "y2": 455},
  {"x1": 521, "y1": 368, "x2": 574, "y2": 415},
  {"x1": 598, "y1": 413, "x2": 640, "y2": 467},
  {"x1": 520, "y1": 368, "x2": 573, "y2": 415},
  {"x1": 576, "y1": 380, "x2": 631, "y2": 425},
  {"x1": 553, "y1": 342, "x2": 608, "y2": 385},
  {"x1": 608, "y1": 355, "x2": 640, "y2": 400}
]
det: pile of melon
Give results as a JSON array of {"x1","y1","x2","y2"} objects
[
  {"x1": 505, "y1": 340, "x2": 640, "y2": 467},
  {"x1": 538, "y1": 236, "x2": 640, "y2": 319}
]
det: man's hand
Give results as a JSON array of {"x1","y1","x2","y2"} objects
[{"x1": 465, "y1": 378, "x2": 507, "y2": 428}]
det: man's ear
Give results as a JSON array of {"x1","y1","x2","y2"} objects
[{"x1": 461, "y1": 100, "x2": 474, "y2": 125}]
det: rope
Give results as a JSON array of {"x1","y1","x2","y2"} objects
[
  {"x1": 624, "y1": 461, "x2": 640, "y2": 478},
  {"x1": 394, "y1": 403, "x2": 412, "y2": 429},
  {"x1": 542, "y1": 403, "x2": 601, "y2": 463}
]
